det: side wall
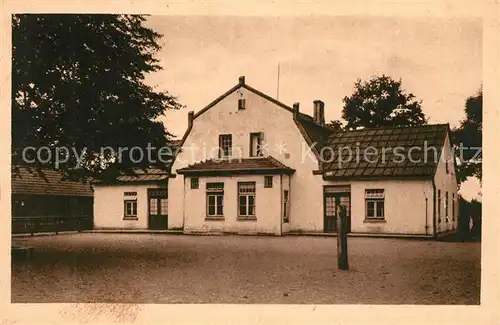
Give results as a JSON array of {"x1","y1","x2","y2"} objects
[
  {"x1": 93, "y1": 183, "x2": 163, "y2": 229},
  {"x1": 183, "y1": 174, "x2": 282, "y2": 235},
  {"x1": 318, "y1": 179, "x2": 434, "y2": 235},
  {"x1": 433, "y1": 133, "x2": 459, "y2": 234},
  {"x1": 169, "y1": 85, "x2": 324, "y2": 232}
]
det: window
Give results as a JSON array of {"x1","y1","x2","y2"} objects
[
  {"x1": 445, "y1": 160, "x2": 449, "y2": 174},
  {"x1": 250, "y1": 132, "x2": 263, "y2": 157},
  {"x1": 191, "y1": 177, "x2": 199, "y2": 189},
  {"x1": 219, "y1": 134, "x2": 232, "y2": 158},
  {"x1": 365, "y1": 189, "x2": 384, "y2": 219},
  {"x1": 124, "y1": 191, "x2": 137, "y2": 196},
  {"x1": 238, "y1": 182, "x2": 256, "y2": 218},
  {"x1": 206, "y1": 182, "x2": 224, "y2": 217},
  {"x1": 283, "y1": 190, "x2": 289, "y2": 223},
  {"x1": 445, "y1": 191, "x2": 449, "y2": 222},
  {"x1": 238, "y1": 98, "x2": 246, "y2": 110},
  {"x1": 452, "y1": 193, "x2": 455, "y2": 221},
  {"x1": 160, "y1": 198, "x2": 168, "y2": 215},
  {"x1": 124, "y1": 200, "x2": 137, "y2": 219},
  {"x1": 438, "y1": 189, "x2": 441, "y2": 222},
  {"x1": 149, "y1": 198, "x2": 158, "y2": 215},
  {"x1": 264, "y1": 176, "x2": 273, "y2": 188}
]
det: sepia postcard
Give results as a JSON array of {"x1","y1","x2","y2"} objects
[{"x1": 1, "y1": 1, "x2": 499, "y2": 324}]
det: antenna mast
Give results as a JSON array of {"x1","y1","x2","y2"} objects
[{"x1": 276, "y1": 63, "x2": 280, "y2": 100}]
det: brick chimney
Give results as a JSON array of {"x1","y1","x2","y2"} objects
[
  {"x1": 293, "y1": 102, "x2": 300, "y2": 118},
  {"x1": 188, "y1": 111, "x2": 194, "y2": 128},
  {"x1": 313, "y1": 100, "x2": 325, "y2": 126}
]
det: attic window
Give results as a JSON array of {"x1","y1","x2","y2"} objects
[
  {"x1": 238, "y1": 98, "x2": 246, "y2": 110},
  {"x1": 445, "y1": 159, "x2": 449, "y2": 174},
  {"x1": 264, "y1": 176, "x2": 273, "y2": 188},
  {"x1": 191, "y1": 177, "x2": 199, "y2": 189}
]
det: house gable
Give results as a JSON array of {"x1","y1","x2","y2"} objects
[{"x1": 171, "y1": 77, "x2": 321, "y2": 172}]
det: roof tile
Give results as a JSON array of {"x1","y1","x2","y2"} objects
[
  {"x1": 177, "y1": 156, "x2": 294, "y2": 175},
  {"x1": 317, "y1": 124, "x2": 448, "y2": 179},
  {"x1": 12, "y1": 167, "x2": 93, "y2": 196}
]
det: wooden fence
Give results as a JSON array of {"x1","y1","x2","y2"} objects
[{"x1": 12, "y1": 216, "x2": 93, "y2": 235}]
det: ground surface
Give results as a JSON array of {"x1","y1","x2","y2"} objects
[{"x1": 11, "y1": 233, "x2": 480, "y2": 304}]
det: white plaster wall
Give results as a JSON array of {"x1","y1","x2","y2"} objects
[
  {"x1": 323, "y1": 179, "x2": 434, "y2": 235},
  {"x1": 169, "y1": 85, "x2": 324, "y2": 233},
  {"x1": 183, "y1": 174, "x2": 281, "y2": 235},
  {"x1": 93, "y1": 183, "x2": 163, "y2": 229},
  {"x1": 168, "y1": 177, "x2": 185, "y2": 229},
  {"x1": 433, "y1": 133, "x2": 459, "y2": 234}
]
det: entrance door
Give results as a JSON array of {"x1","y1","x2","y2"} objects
[
  {"x1": 148, "y1": 188, "x2": 168, "y2": 230},
  {"x1": 323, "y1": 186, "x2": 351, "y2": 233},
  {"x1": 324, "y1": 195, "x2": 337, "y2": 232}
]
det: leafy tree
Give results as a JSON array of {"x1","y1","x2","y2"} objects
[
  {"x1": 327, "y1": 120, "x2": 343, "y2": 131},
  {"x1": 452, "y1": 88, "x2": 482, "y2": 182},
  {"x1": 342, "y1": 75, "x2": 428, "y2": 130},
  {"x1": 12, "y1": 14, "x2": 182, "y2": 181}
]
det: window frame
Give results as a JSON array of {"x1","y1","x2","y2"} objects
[
  {"x1": 445, "y1": 191, "x2": 449, "y2": 222},
  {"x1": 191, "y1": 177, "x2": 199, "y2": 189},
  {"x1": 238, "y1": 182, "x2": 256, "y2": 219},
  {"x1": 206, "y1": 182, "x2": 224, "y2": 218},
  {"x1": 123, "y1": 199, "x2": 138, "y2": 219},
  {"x1": 264, "y1": 175, "x2": 273, "y2": 188},
  {"x1": 238, "y1": 98, "x2": 246, "y2": 110},
  {"x1": 219, "y1": 134, "x2": 232, "y2": 158},
  {"x1": 364, "y1": 189, "x2": 385, "y2": 220},
  {"x1": 283, "y1": 190, "x2": 290, "y2": 223},
  {"x1": 249, "y1": 132, "x2": 263, "y2": 157},
  {"x1": 438, "y1": 189, "x2": 441, "y2": 222}
]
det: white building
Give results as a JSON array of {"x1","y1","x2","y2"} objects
[
  {"x1": 93, "y1": 168, "x2": 169, "y2": 230},
  {"x1": 94, "y1": 76, "x2": 459, "y2": 238},
  {"x1": 168, "y1": 76, "x2": 459, "y2": 238}
]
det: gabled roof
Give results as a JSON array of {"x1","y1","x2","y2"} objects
[
  {"x1": 174, "y1": 77, "x2": 451, "y2": 180},
  {"x1": 12, "y1": 167, "x2": 93, "y2": 197},
  {"x1": 317, "y1": 124, "x2": 449, "y2": 179},
  {"x1": 176, "y1": 77, "x2": 297, "y2": 151},
  {"x1": 177, "y1": 156, "x2": 295, "y2": 175},
  {"x1": 294, "y1": 112, "x2": 334, "y2": 155},
  {"x1": 175, "y1": 77, "x2": 333, "y2": 165},
  {"x1": 116, "y1": 168, "x2": 170, "y2": 182}
]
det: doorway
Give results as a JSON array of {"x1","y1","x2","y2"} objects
[
  {"x1": 323, "y1": 186, "x2": 351, "y2": 233},
  {"x1": 148, "y1": 188, "x2": 168, "y2": 230}
]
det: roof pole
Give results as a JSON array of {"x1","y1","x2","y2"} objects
[{"x1": 276, "y1": 62, "x2": 280, "y2": 100}]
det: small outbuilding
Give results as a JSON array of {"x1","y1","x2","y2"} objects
[
  {"x1": 11, "y1": 166, "x2": 94, "y2": 234},
  {"x1": 92, "y1": 168, "x2": 171, "y2": 230}
]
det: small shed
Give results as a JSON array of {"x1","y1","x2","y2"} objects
[{"x1": 11, "y1": 166, "x2": 94, "y2": 234}]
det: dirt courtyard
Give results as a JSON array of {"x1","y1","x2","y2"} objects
[{"x1": 11, "y1": 233, "x2": 480, "y2": 304}]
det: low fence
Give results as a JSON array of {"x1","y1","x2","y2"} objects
[{"x1": 12, "y1": 216, "x2": 93, "y2": 235}]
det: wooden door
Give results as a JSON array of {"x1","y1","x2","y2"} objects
[
  {"x1": 324, "y1": 195, "x2": 337, "y2": 232},
  {"x1": 323, "y1": 187, "x2": 351, "y2": 233},
  {"x1": 148, "y1": 188, "x2": 168, "y2": 230}
]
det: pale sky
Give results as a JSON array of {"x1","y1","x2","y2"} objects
[{"x1": 143, "y1": 15, "x2": 482, "y2": 199}]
